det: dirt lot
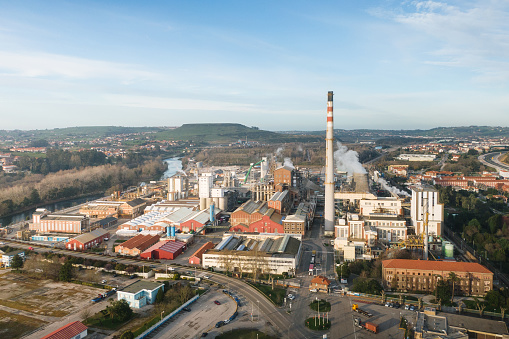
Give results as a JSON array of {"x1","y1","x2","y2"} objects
[{"x1": 0, "y1": 272, "x2": 106, "y2": 338}]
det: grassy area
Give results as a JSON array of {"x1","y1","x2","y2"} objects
[
  {"x1": 0, "y1": 309, "x2": 47, "y2": 339},
  {"x1": 84, "y1": 309, "x2": 135, "y2": 331},
  {"x1": 309, "y1": 299, "x2": 331, "y2": 312},
  {"x1": 305, "y1": 317, "x2": 331, "y2": 331},
  {"x1": 0, "y1": 298, "x2": 68, "y2": 317},
  {"x1": 216, "y1": 329, "x2": 278, "y2": 339},
  {"x1": 251, "y1": 283, "x2": 286, "y2": 306}
]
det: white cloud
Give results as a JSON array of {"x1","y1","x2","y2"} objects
[
  {"x1": 0, "y1": 51, "x2": 157, "y2": 81},
  {"x1": 374, "y1": 1, "x2": 509, "y2": 83}
]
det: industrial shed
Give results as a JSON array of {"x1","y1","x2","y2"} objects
[
  {"x1": 140, "y1": 240, "x2": 187, "y2": 260},
  {"x1": 65, "y1": 228, "x2": 109, "y2": 251}
]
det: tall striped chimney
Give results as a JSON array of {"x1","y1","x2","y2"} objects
[{"x1": 324, "y1": 91, "x2": 335, "y2": 235}]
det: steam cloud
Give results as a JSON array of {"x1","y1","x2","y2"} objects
[
  {"x1": 275, "y1": 147, "x2": 284, "y2": 156},
  {"x1": 283, "y1": 157, "x2": 295, "y2": 169},
  {"x1": 333, "y1": 142, "x2": 366, "y2": 176},
  {"x1": 297, "y1": 145, "x2": 303, "y2": 152},
  {"x1": 376, "y1": 175, "x2": 410, "y2": 197}
]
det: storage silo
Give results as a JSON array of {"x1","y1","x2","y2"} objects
[
  {"x1": 444, "y1": 243, "x2": 454, "y2": 258},
  {"x1": 200, "y1": 197, "x2": 207, "y2": 210}
]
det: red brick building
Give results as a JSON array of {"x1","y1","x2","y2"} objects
[
  {"x1": 382, "y1": 259, "x2": 493, "y2": 296},
  {"x1": 189, "y1": 241, "x2": 215, "y2": 265},
  {"x1": 115, "y1": 234, "x2": 160, "y2": 256},
  {"x1": 310, "y1": 275, "x2": 331, "y2": 293},
  {"x1": 273, "y1": 166, "x2": 294, "y2": 187},
  {"x1": 140, "y1": 240, "x2": 187, "y2": 260}
]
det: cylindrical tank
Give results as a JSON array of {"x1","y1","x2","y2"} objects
[
  {"x1": 171, "y1": 226, "x2": 176, "y2": 237},
  {"x1": 200, "y1": 197, "x2": 207, "y2": 210},
  {"x1": 444, "y1": 243, "x2": 454, "y2": 258},
  {"x1": 428, "y1": 235, "x2": 433, "y2": 243},
  {"x1": 213, "y1": 197, "x2": 219, "y2": 207},
  {"x1": 219, "y1": 197, "x2": 226, "y2": 211},
  {"x1": 442, "y1": 241, "x2": 450, "y2": 256},
  {"x1": 167, "y1": 226, "x2": 171, "y2": 237},
  {"x1": 206, "y1": 197, "x2": 213, "y2": 209}
]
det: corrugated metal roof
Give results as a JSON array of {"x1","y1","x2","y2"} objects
[
  {"x1": 72, "y1": 228, "x2": 108, "y2": 244},
  {"x1": 165, "y1": 207, "x2": 195, "y2": 223}
]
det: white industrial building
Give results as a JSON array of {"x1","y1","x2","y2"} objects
[
  {"x1": 202, "y1": 233, "x2": 302, "y2": 275},
  {"x1": 410, "y1": 185, "x2": 444, "y2": 237},
  {"x1": 396, "y1": 154, "x2": 437, "y2": 162}
]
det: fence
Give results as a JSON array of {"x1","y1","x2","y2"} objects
[{"x1": 136, "y1": 294, "x2": 200, "y2": 339}]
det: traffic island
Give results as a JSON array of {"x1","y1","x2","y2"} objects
[
  {"x1": 305, "y1": 317, "x2": 331, "y2": 330},
  {"x1": 309, "y1": 299, "x2": 331, "y2": 312}
]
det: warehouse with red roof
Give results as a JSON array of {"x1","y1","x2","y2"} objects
[
  {"x1": 140, "y1": 240, "x2": 187, "y2": 260},
  {"x1": 41, "y1": 321, "x2": 87, "y2": 339}
]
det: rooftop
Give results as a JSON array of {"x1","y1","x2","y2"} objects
[
  {"x1": 382, "y1": 259, "x2": 492, "y2": 274},
  {"x1": 41, "y1": 321, "x2": 88, "y2": 339},
  {"x1": 122, "y1": 280, "x2": 164, "y2": 294}
]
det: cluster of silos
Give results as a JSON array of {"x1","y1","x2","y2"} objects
[
  {"x1": 253, "y1": 183, "x2": 274, "y2": 201},
  {"x1": 167, "y1": 175, "x2": 188, "y2": 201},
  {"x1": 199, "y1": 188, "x2": 227, "y2": 211},
  {"x1": 166, "y1": 226, "x2": 176, "y2": 237},
  {"x1": 442, "y1": 240, "x2": 454, "y2": 259}
]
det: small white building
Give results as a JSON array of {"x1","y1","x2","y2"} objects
[
  {"x1": 1, "y1": 250, "x2": 25, "y2": 267},
  {"x1": 117, "y1": 280, "x2": 165, "y2": 309}
]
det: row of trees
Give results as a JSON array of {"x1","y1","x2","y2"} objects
[{"x1": 0, "y1": 159, "x2": 165, "y2": 216}]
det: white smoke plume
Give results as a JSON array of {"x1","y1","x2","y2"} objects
[
  {"x1": 333, "y1": 142, "x2": 366, "y2": 176},
  {"x1": 376, "y1": 177, "x2": 410, "y2": 197},
  {"x1": 283, "y1": 157, "x2": 295, "y2": 169},
  {"x1": 275, "y1": 147, "x2": 284, "y2": 156},
  {"x1": 297, "y1": 145, "x2": 303, "y2": 152}
]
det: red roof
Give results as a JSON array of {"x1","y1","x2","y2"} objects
[
  {"x1": 41, "y1": 321, "x2": 88, "y2": 339},
  {"x1": 190, "y1": 241, "x2": 214, "y2": 260},
  {"x1": 142, "y1": 240, "x2": 186, "y2": 254},
  {"x1": 310, "y1": 275, "x2": 331, "y2": 286},
  {"x1": 382, "y1": 259, "x2": 492, "y2": 274}
]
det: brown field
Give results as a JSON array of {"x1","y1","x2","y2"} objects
[{"x1": 0, "y1": 273, "x2": 104, "y2": 317}]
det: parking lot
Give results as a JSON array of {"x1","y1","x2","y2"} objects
[{"x1": 150, "y1": 287, "x2": 238, "y2": 339}]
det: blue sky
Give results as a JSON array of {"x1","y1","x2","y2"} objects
[{"x1": 1, "y1": 0, "x2": 509, "y2": 131}]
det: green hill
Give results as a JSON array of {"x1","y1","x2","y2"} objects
[{"x1": 154, "y1": 123, "x2": 321, "y2": 143}]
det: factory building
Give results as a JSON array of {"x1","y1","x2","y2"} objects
[
  {"x1": 410, "y1": 185, "x2": 444, "y2": 237},
  {"x1": 30, "y1": 209, "x2": 89, "y2": 234},
  {"x1": 382, "y1": 259, "x2": 493, "y2": 296},
  {"x1": 273, "y1": 166, "x2": 296, "y2": 187},
  {"x1": 117, "y1": 281, "x2": 164, "y2": 309},
  {"x1": 167, "y1": 174, "x2": 188, "y2": 201},
  {"x1": 267, "y1": 190, "x2": 291, "y2": 214},
  {"x1": 114, "y1": 234, "x2": 160, "y2": 256},
  {"x1": 140, "y1": 240, "x2": 187, "y2": 260},
  {"x1": 65, "y1": 229, "x2": 109, "y2": 251},
  {"x1": 202, "y1": 233, "x2": 302, "y2": 275},
  {"x1": 189, "y1": 241, "x2": 215, "y2": 265}
]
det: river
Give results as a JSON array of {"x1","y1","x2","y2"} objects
[
  {"x1": 0, "y1": 194, "x2": 103, "y2": 227},
  {"x1": 0, "y1": 158, "x2": 182, "y2": 227},
  {"x1": 161, "y1": 157, "x2": 183, "y2": 179}
]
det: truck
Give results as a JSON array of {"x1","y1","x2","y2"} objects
[
  {"x1": 354, "y1": 318, "x2": 378, "y2": 334},
  {"x1": 352, "y1": 304, "x2": 373, "y2": 317}
]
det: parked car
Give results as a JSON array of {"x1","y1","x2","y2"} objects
[
  {"x1": 101, "y1": 280, "x2": 107, "y2": 284},
  {"x1": 409, "y1": 305, "x2": 416, "y2": 311},
  {"x1": 385, "y1": 302, "x2": 390, "y2": 307},
  {"x1": 201, "y1": 333, "x2": 208, "y2": 337},
  {"x1": 224, "y1": 319, "x2": 230, "y2": 324},
  {"x1": 214, "y1": 300, "x2": 221, "y2": 305},
  {"x1": 204, "y1": 275, "x2": 210, "y2": 279},
  {"x1": 215, "y1": 321, "x2": 224, "y2": 328},
  {"x1": 183, "y1": 307, "x2": 191, "y2": 312},
  {"x1": 404, "y1": 304, "x2": 410, "y2": 310},
  {"x1": 394, "y1": 302, "x2": 400, "y2": 309}
]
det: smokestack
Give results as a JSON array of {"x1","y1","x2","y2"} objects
[{"x1": 324, "y1": 91, "x2": 335, "y2": 235}]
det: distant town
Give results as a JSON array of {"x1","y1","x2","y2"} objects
[{"x1": 1, "y1": 121, "x2": 509, "y2": 339}]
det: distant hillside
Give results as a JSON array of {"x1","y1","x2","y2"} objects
[
  {"x1": 0, "y1": 126, "x2": 162, "y2": 141},
  {"x1": 153, "y1": 123, "x2": 321, "y2": 143},
  {"x1": 291, "y1": 126, "x2": 509, "y2": 142}
]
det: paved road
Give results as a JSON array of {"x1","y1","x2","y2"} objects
[{"x1": 479, "y1": 152, "x2": 509, "y2": 171}]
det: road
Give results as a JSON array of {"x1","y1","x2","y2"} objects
[{"x1": 479, "y1": 152, "x2": 509, "y2": 172}]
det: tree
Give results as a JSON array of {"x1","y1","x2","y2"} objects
[
  {"x1": 59, "y1": 261, "x2": 74, "y2": 282},
  {"x1": 155, "y1": 288, "x2": 164, "y2": 303},
  {"x1": 179, "y1": 285, "x2": 194, "y2": 304},
  {"x1": 81, "y1": 308, "x2": 92, "y2": 323},
  {"x1": 11, "y1": 254, "x2": 24, "y2": 269},
  {"x1": 115, "y1": 263, "x2": 126, "y2": 271},
  {"x1": 448, "y1": 272, "x2": 459, "y2": 304},
  {"x1": 433, "y1": 279, "x2": 451, "y2": 305},
  {"x1": 107, "y1": 299, "x2": 133, "y2": 322},
  {"x1": 120, "y1": 331, "x2": 135, "y2": 339}
]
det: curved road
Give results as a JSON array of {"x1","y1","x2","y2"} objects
[{"x1": 479, "y1": 151, "x2": 509, "y2": 172}]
